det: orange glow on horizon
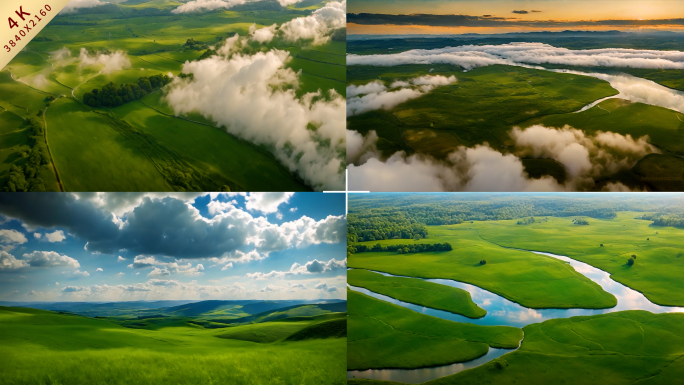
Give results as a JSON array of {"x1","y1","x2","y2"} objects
[{"x1": 347, "y1": 23, "x2": 684, "y2": 35}]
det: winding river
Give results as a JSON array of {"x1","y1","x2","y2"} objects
[{"x1": 347, "y1": 250, "x2": 684, "y2": 383}]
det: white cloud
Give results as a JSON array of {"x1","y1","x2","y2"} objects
[
  {"x1": 247, "y1": 257, "x2": 346, "y2": 279},
  {"x1": 289, "y1": 207, "x2": 298, "y2": 212},
  {"x1": 250, "y1": 23, "x2": 278, "y2": 43},
  {"x1": 79, "y1": 48, "x2": 131, "y2": 74},
  {"x1": 245, "y1": 192, "x2": 294, "y2": 214},
  {"x1": 0, "y1": 229, "x2": 27, "y2": 244},
  {"x1": 147, "y1": 267, "x2": 171, "y2": 277},
  {"x1": 315, "y1": 282, "x2": 337, "y2": 292},
  {"x1": 45, "y1": 230, "x2": 66, "y2": 243},
  {"x1": 347, "y1": 75, "x2": 456, "y2": 116},
  {"x1": 117, "y1": 256, "x2": 126, "y2": 262},
  {"x1": 73, "y1": 269, "x2": 90, "y2": 277},
  {"x1": 260, "y1": 284, "x2": 283, "y2": 292},
  {"x1": 164, "y1": 47, "x2": 345, "y2": 191},
  {"x1": 33, "y1": 233, "x2": 41, "y2": 239},
  {"x1": 347, "y1": 43, "x2": 684, "y2": 71},
  {"x1": 221, "y1": 262, "x2": 233, "y2": 270},
  {"x1": 96, "y1": 268, "x2": 103, "y2": 272},
  {"x1": 22, "y1": 251, "x2": 80, "y2": 269},
  {"x1": 280, "y1": 1, "x2": 346, "y2": 45},
  {"x1": 0, "y1": 251, "x2": 28, "y2": 270}
]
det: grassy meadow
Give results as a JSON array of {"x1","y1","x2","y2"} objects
[
  {"x1": 347, "y1": 290, "x2": 522, "y2": 371},
  {"x1": 0, "y1": 0, "x2": 343, "y2": 191},
  {"x1": 348, "y1": 269, "x2": 486, "y2": 318},
  {"x1": 0, "y1": 304, "x2": 346, "y2": 385},
  {"x1": 349, "y1": 224, "x2": 617, "y2": 309}
]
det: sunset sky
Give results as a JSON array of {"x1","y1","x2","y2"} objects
[{"x1": 348, "y1": 0, "x2": 684, "y2": 34}]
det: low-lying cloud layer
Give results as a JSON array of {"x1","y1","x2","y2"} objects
[
  {"x1": 347, "y1": 75, "x2": 456, "y2": 116},
  {"x1": 165, "y1": 38, "x2": 345, "y2": 191},
  {"x1": 61, "y1": 0, "x2": 107, "y2": 14},
  {"x1": 347, "y1": 43, "x2": 684, "y2": 71},
  {"x1": 78, "y1": 48, "x2": 131, "y2": 74},
  {"x1": 348, "y1": 124, "x2": 656, "y2": 192}
]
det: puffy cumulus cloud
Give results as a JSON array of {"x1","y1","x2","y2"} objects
[
  {"x1": 347, "y1": 75, "x2": 456, "y2": 116},
  {"x1": 315, "y1": 282, "x2": 337, "y2": 293},
  {"x1": 510, "y1": 125, "x2": 657, "y2": 188},
  {"x1": 245, "y1": 192, "x2": 294, "y2": 214},
  {"x1": 61, "y1": 0, "x2": 106, "y2": 14},
  {"x1": 148, "y1": 267, "x2": 170, "y2": 277},
  {"x1": 347, "y1": 130, "x2": 380, "y2": 165},
  {"x1": 117, "y1": 256, "x2": 126, "y2": 262},
  {"x1": 164, "y1": 47, "x2": 345, "y2": 191},
  {"x1": 247, "y1": 257, "x2": 346, "y2": 279},
  {"x1": 34, "y1": 233, "x2": 41, "y2": 239},
  {"x1": 96, "y1": 268, "x2": 103, "y2": 272},
  {"x1": 347, "y1": 43, "x2": 684, "y2": 71},
  {"x1": 280, "y1": 1, "x2": 346, "y2": 45},
  {"x1": 74, "y1": 192, "x2": 204, "y2": 217},
  {"x1": 73, "y1": 269, "x2": 90, "y2": 277},
  {"x1": 0, "y1": 251, "x2": 28, "y2": 270},
  {"x1": 79, "y1": 48, "x2": 131, "y2": 74},
  {"x1": 0, "y1": 194, "x2": 343, "y2": 260},
  {"x1": 0, "y1": 229, "x2": 27, "y2": 244},
  {"x1": 290, "y1": 257, "x2": 346, "y2": 274},
  {"x1": 45, "y1": 230, "x2": 66, "y2": 243},
  {"x1": 249, "y1": 23, "x2": 277, "y2": 43},
  {"x1": 221, "y1": 262, "x2": 233, "y2": 271},
  {"x1": 22, "y1": 251, "x2": 80, "y2": 269},
  {"x1": 348, "y1": 124, "x2": 656, "y2": 192},
  {"x1": 147, "y1": 279, "x2": 181, "y2": 286}
]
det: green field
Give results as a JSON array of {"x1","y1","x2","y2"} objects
[
  {"x1": 347, "y1": 290, "x2": 522, "y2": 371},
  {"x1": 0, "y1": 0, "x2": 344, "y2": 191},
  {"x1": 349, "y1": 226, "x2": 617, "y2": 309},
  {"x1": 348, "y1": 269, "x2": 486, "y2": 318},
  {"x1": 472, "y1": 212, "x2": 684, "y2": 307},
  {"x1": 349, "y1": 311, "x2": 684, "y2": 385},
  {"x1": 0, "y1": 305, "x2": 346, "y2": 385}
]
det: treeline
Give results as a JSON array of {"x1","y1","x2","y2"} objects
[
  {"x1": 3, "y1": 119, "x2": 52, "y2": 192},
  {"x1": 347, "y1": 212, "x2": 428, "y2": 242},
  {"x1": 640, "y1": 214, "x2": 684, "y2": 228},
  {"x1": 351, "y1": 242, "x2": 453, "y2": 255},
  {"x1": 517, "y1": 217, "x2": 536, "y2": 225},
  {"x1": 572, "y1": 218, "x2": 589, "y2": 225},
  {"x1": 83, "y1": 74, "x2": 172, "y2": 107}
]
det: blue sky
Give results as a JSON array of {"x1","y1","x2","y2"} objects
[{"x1": 0, "y1": 193, "x2": 346, "y2": 302}]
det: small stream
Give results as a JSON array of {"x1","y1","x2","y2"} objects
[{"x1": 348, "y1": 250, "x2": 684, "y2": 383}]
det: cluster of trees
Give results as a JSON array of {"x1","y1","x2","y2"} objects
[
  {"x1": 83, "y1": 74, "x2": 172, "y2": 107},
  {"x1": 3, "y1": 119, "x2": 51, "y2": 192},
  {"x1": 350, "y1": 242, "x2": 453, "y2": 255},
  {"x1": 348, "y1": 212, "x2": 428, "y2": 242},
  {"x1": 183, "y1": 38, "x2": 208, "y2": 51},
  {"x1": 572, "y1": 218, "x2": 589, "y2": 225},
  {"x1": 517, "y1": 217, "x2": 536, "y2": 225}
]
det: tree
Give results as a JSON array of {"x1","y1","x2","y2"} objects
[
  {"x1": 627, "y1": 258, "x2": 635, "y2": 266},
  {"x1": 600, "y1": 244, "x2": 604, "y2": 247},
  {"x1": 480, "y1": 260, "x2": 487, "y2": 265}
]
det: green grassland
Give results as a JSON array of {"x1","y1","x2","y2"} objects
[
  {"x1": 0, "y1": 305, "x2": 346, "y2": 385},
  {"x1": 349, "y1": 226, "x2": 617, "y2": 309},
  {"x1": 0, "y1": 0, "x2": 343, "y2": 191},
  {"x1": 347, "y1": 290, "x2": 522, "y2": 371},
  {"x1": 348, "y1": 311, "x2": 684, "y2": 385},
  {"x1": 471, "y1": 212, "x2": 684, "y2": 307},
  {"x1": 348, "y1": 269, "x2": 486, "y2": 318},
  {"x1": 424, "y1": 311, "x2": 684, "y2": 385},
  {"x1": 347, "y1": 63, "x2": 618, "y2": 159}
]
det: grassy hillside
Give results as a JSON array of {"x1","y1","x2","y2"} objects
[
  {"x1": 348, "y1": 269, "x2": 486, "y2": 318},
  {"x1": 349, "y1": 226, "x2": 617, "y2": 309},
  {"x1": 347, "y1": 290, "x2": 522, "y2": 371},
  {"x1": 0, "y1": 306, "x2": 345, "y2": 384}
]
